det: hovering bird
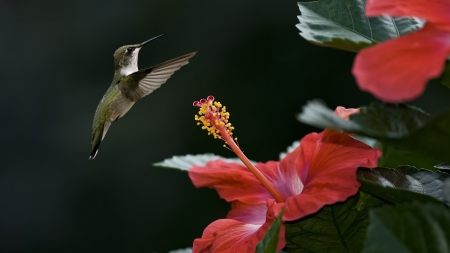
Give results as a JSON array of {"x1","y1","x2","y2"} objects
[{"x1": 90, "y1": 34, "x2": 196, "y2": 159}]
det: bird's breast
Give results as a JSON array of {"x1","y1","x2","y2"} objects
[{"x1": 109, "y1": 91, "x2": 135, "y2": 121}]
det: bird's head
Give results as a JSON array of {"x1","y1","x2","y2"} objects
[{"x1": 113, "y1": 34, "x2": 165, "y2": 75}]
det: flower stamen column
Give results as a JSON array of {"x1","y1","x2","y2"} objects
[{"x1": 193, "y1": 96, "x2": 287, "y2": 203}]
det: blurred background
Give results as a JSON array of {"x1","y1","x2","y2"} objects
[{"x1": 1, "y1": 0, "x2": 449, "y2": 252}]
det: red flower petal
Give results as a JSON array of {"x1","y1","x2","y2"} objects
[
  {"x1": 365, "y1": 0, "x2": 450, "y2": 24},
  {"x1": 190, "y1": 130, "x2": 380, "y2": 222},
  {"x1": 281, "y1": 131, "x2": 321, "y2": 183},
  {"x1": 283, "y1": 130, "x2": 381, "y2": 221},
  {"x1": 193, "y1": 219, "x2": 243, "y2": 253},
  {"x1": 193, "y1": 199, "x2": 286, "y2": 253},
  {"x1": 189, "y1": 157, "x2": 307, "y2": 205},
  {"x1": 352, "y1": 24, "x2": 450, "y2": 103},
  {"x1": 189, "y1": 160, "x2": 271, "y2": 204},
  {"x1": 226, "y1": 201, "x2": 268, "y2": 224}
]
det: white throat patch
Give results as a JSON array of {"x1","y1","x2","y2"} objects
[
  {"x1": 119, "y1": 48, "x2": 140, "y2": 76},
  {"x1": 120, "y1": 65, "x2": 138, "y2": 76}
]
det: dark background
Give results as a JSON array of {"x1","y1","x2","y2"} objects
[{"x1": 1, "y1": 0, "x2": 449, "y2": 252}]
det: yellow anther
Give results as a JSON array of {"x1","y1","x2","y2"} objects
[{"x1": 194, "y1": 98, "x2": 237, "y2": 144}]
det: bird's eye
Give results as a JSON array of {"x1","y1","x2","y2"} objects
[{"x1": 126, "y1": 47, "x2": 134, "y2": 52}]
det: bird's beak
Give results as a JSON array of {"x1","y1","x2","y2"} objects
[{"x1": 139, "y1": 34, "x2": 166, "y2": 47}]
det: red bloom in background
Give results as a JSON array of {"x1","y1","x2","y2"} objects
[
  {"x1": 352, "y1": 0, "x2": 450, "y2": 102},
  {"x1": 334, "y1": 106, "x2": 360, "y2": 120},
  {"x1": 190, "y1": 129, "x2": 380, "y2": 252}
]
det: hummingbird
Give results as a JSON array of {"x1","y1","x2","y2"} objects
[{"x1": 90, "y1": 34, "x2": 196, "y2": 159}]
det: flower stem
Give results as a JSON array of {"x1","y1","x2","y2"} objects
[{"x1": 225, "y1": 136, "x2": 286, "y2": 203}]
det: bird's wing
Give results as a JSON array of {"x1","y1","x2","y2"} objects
[{"x1": 119, "y1": 52, "x2": 197, "y2": 102}]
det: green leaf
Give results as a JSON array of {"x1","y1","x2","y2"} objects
[
  {"x1": 435, "y1": 163, "x2": 450, "y2": 172},
  {"x1": 444, "y1": 179, "x2": 450, "y2": 204},
  {"x1": 285, "y1": 192, "x2": 385, "y2": 253},
  {"x1": 256, "y1": 209, "x2": 284, "y2": 253},
  {"x1": 298, "y1": 101, "x2": 450, "y2": 161},
  {"x1": 437, "y1": 61, "x2": 450, "y2": 89},
  {"x1": 168, "y1": 248, "x2": 192, "y2": 253},
  {"x1": 296, "y1": 0, "x2": 423, "y2": 52},
  {"x1": 362, "y1": 202, "x2": 450, "y2": 253},
  {"x1": 349, "y1": 103, "x2": 431, "y2": 139},
  {"x1": 378, "y1": 143, "x2": 441, "y2": 171},
  {"x1": 153, "y1": 153, "x2": 245, "y2": 171},
  {"x1": 358, "y1": 166, "x2": 450, "y2": 205}
]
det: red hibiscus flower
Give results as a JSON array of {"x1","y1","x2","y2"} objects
[
  {"x1": 190, "y1": 96, "x2": 381, "y2": 253},
  {"x1": 352, "y1": 0, "x2": 450, "y2": 102}
]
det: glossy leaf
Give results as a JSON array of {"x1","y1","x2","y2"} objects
[
  {"x1": 435, "y1": 163, "x2": 450, "y2": 172},
  {"x1": 358, "y1": 166, "x2": 450, "y2": 205},
  {"x1": 437, "y1": 61, "x2": 450, "y2": 89},
  {"x1": 256, "y1": 209, "x2": 284, "y2": 253},
  {"x1": 444, "y1": 179, "x2": 450, "y2": 203},
  {"x1": 285, "y1": 192, "x2": 385, "y2": 253},
  {"x1": 362, "y1": 202, "x2": 450, "y2": 253},
  {"x1": 298, "y1": 101, "x2": 450, "y2": 161},
  {"x1": 377, "y1": 143, "x2": 440, "y2": 171},
  {"x1": 153, "y1": 153, "x2": 247, "y2": 171},
  {"x1": 296, "y1": 0, "x2": 423, "y2": 52},
  {"x1": 168, "y1": 248, "x2": 192, "y2": 253}
]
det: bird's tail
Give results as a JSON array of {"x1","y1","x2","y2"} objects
[
  {"x1": 90, "y1": 127, "x2": 103, "y2": 160},
  {"x1": 90, "y1": 121, "x2": 111, "y2": 160}
]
